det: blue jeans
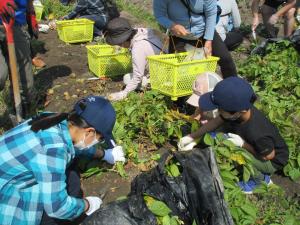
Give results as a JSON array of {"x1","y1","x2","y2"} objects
[{"x1": 79, "y1": 14, "x2": 108, "y2": 36}]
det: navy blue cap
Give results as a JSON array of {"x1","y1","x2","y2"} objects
[
  {"x1": 199, "y1": 77, "x2": 255, "y2": 112},
  {"x1": 74, "y1": 96, "x2": 116, "y2": 148}
]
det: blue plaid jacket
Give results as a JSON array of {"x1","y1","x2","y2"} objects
[
  {"x1": 65, "y1": 0, "x2": 107, "y2": 20},
  {"x1": 0, "y1": 119, "x2": 86, "y2": 225}
]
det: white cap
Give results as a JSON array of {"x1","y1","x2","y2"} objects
[{"x1": 186, "y1": 72, "x2": 222, "y2": 107}]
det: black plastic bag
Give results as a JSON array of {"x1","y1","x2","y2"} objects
[{"x1": 84, "y1": 148, "x2": 234, "y2": 225}]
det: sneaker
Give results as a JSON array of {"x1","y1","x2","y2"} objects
[
  {"x1": 237, "y1": 179, "x2": 258, "y2": 194},
  {"x1": 263, "y1": 174, "x2": 273, "y2": 185}
]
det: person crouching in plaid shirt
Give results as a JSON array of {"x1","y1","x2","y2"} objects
[{"x1": 0, "y1": 96, "x2": 125, "y2": 225}]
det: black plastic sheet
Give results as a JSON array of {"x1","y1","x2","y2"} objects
[{"x1": 84, "y1": 148, "x2": 234, "y2": 225}]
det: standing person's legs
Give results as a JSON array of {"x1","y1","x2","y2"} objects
[
  {"x1": 40, "y1": 162, "x2": 84, "y2": 225},
  {"x1": 284, "y1": 7, "x2": 296, "y2": 37},
  {"x1": 13, "y1": 26, "x2": 34, "y2": 116},
  {"x1": 211, "y1": 31, "x2": 237, "y2": 78},
  {"x1": 261, "y1": 4, "x2": 278, "y2": 38},
  {"x1": 224, "y1": 31, "x2": 244, "y2": 51},
  {"x1": 79, "y1": 15, "x2": 108, "y2": 36}
]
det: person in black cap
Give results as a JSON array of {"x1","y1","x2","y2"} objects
[
  {"x1": 105, "y1": 17, "x2": 163, "y2": 101},
  {"x1": 178, "y1": 77, "x2": 289, "y2": 194},
  {"x1": 0, "y1": 95, "x2": 125, "y2": 224}
]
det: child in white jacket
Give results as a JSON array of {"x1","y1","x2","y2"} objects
[{"x1": 105, "y1": 17, "x2": 163, "y2": 101}]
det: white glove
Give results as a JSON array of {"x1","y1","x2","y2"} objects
[
  {"x1": 108, "y1": 91, "x2": 127, "y2": 101},
  {"x1": 103, "y1": 146, "x2": 125, "y2": 164},
  {"x1": 268, "y1": 14, "x2": 279, "y2": 25},
  {"x1": 296, "y1": 14, "x2": 300, "y2": 23},
  {"x1": 178, "y1": 135, "x2": 197, "y2": 151},
  {"x1": 227, "y1": 133, "x2": 244, "y2": 147},
  {"x1": 85, "y1": 196, "x2": 102, "y2": 216}
]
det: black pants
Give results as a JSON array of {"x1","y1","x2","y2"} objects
[
  {"x1": 261, "y1": 4, "x2": 279, "y2": 38},
  {"x1": 168, "y1": 31, "x2": 237, "y2": 78},
  {"x1": 224, "y1": 31, "x2": 243, "y2": 51},
  {"x1": 40, "y1": 163, "x2": 86, "y2": 225}
]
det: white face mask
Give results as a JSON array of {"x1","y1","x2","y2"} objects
[{"x1": 74, "y1": 131, "x2": 99, "y2": 150}]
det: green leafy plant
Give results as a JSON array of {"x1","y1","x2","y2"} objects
[
  {"x1": 144, "y1": 195, "x2": 184, "y2": 225},
  {"x1": 113, "y1": 91, "x2": 189, "y2": 164}
]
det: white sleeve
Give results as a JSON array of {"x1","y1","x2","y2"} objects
[{"x1": 231, "y1": 0, "x2": 241, "y2": 28}]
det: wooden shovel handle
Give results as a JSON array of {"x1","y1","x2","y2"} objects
[{"x1": 2, "y1": 17, "x2": 23, "y2": 122}]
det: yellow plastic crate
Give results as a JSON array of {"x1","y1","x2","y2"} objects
[
  {"x1": 148, "y1": 53, "x2": 219, "y2": 100},
  {"x1": 86, "y1": 45, "x2": 132, "y2": 77},
  {"x1": 34, "y1": 4, "x2": 43, "y2": 21},
  {"x1": 56, "y1": 19, "x2": 94, "y2": 43}
]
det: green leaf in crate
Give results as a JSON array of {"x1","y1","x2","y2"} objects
[
  {"x1": 204, "y1": 133, "x2": 214, "y2": 146},
  {"x1": 148, "y1": 200, "x2": 172, "y2": 217},
  {"x1": 243, "y1": 166, "x2": 251, "y2": 182}
]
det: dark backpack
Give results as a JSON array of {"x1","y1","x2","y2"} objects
[{"x1": 102, "y1": 0, "x2": 120, "y2": 20}]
